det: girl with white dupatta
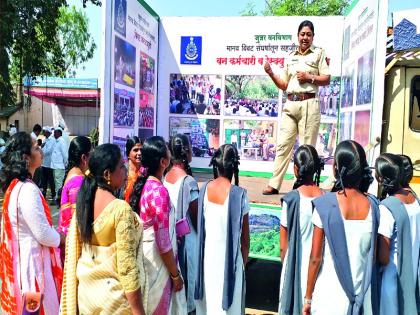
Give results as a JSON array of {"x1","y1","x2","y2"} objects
[{"x1": 129, "y1": 136, "x2": 187, "y2": 315}]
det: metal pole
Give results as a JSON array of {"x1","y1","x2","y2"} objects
[{"x1": 96, "y1": 79, "x2": 99, "y2": 128}]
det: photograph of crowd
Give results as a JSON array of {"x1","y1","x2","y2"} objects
[
  {"x1": 224, "y1": 120, "x2": 277, "y2": 161},
  {"x1": 354, "y1": 110, "x2": 371, "y2": 147},
  {"x1": 169, "y1": 74, "x2": 222, "y2": 115},
  {"x1": 356, "y1": 49, "x2": 374, "y2": 105},
  {"x1": 169, "y1": 117, "x2": 220, "y2": 157},
  {"x1": 140, "y1": 52, "x2": 155, "y2": 94},
  {"x1": 140, "y1": 91, "x2": 154, "y2": 108},
  {"x1": 339, "y1": 111, "x2": 353, "y2": 142},
  {"x1": 224, "y1": 75, "x2": 279, "y2": 117},
  {"x1": 139, "y1": 128, "x2": 153, "y2": 140},
  {"x1": 318, "y1": 76, "x2": 341, "y2": 117},
  {"x1": 139, "y1": 108, "x2": 154, "y2": 128},
  {"x1": 341, "y1": 65, "x2": 354, "y2": 108},
  {"x1": 114, "y1": 88, "x2": 135, "y2": 127},
  {"x1": 114, "y1": 36, "x2": 136, "y2": 88}
]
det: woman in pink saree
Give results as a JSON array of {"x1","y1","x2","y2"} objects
[{"x1": 58, "y1": 136, "x2": 91, "y2": 235}]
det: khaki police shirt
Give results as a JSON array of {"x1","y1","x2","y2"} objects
[{"x1": 282, "y1": 45, "x2": 330, "y2": 94}]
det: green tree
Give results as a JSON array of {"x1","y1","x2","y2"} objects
[
  {"x1": 57, "y1": 5, "x2": 97, "y2": 77},
  {"x1": 0, "y1": 0, "x2": 66, "y2": 107},
  {"x1": 0, "y1": 1, "x2": 97, "y2": 108},
  {"x1": 242, "y1": 0, "x2": 349, "y2": 16}
]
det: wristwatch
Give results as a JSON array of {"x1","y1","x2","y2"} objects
[{"x1": 304, "y1": 297, "x2": 312, "y2": 305}]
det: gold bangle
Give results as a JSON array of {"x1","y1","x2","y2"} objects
[{"x1": 170, "y1": 271, "x2": 181, "y2": 281}]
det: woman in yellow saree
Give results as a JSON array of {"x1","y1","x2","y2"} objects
[{"x1": 60, "y1": 144, "x2": 147, "y2": 315}]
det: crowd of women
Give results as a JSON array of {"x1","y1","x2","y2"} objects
[{"x1": 0, "y1": 131, "x2": 419, "y2": 315}]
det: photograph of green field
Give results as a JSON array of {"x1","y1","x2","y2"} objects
[{"x1": 249, "y1": 205, "x2": 281, "y2": 261}]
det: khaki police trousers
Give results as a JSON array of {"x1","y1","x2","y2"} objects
[{"x1": 269, "y1": 98, "x2": 320, "y2": 191}]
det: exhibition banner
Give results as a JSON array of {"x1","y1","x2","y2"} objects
[
  {"x1": 158, "y1": 16, "x2": 344, "y2": 171},
  {"x1": 339, "y1": 0, "x2": 388, "y2": 166},
  {"x1": 100, "y1": 0, "x2": 387, "y2": 172},
  {"x1": 101, "y1": 0, "x2": 159, "y2": 154}
]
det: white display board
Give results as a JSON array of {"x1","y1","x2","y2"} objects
[
  {"x1": 157, "y1": 16, "x2": 344, "y2": 171},
  {"x1": 338, "y1": 0, "x2": 388, "y2": 167},
  {"x1": 100, "y1": 0, "x2": 159, "y2": 155},
  {"x1": 100, "y1": 0, "x2": 388, "y2": 173}
]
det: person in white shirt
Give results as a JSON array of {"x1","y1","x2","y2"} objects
[
  {"x1": 51, "y1": 127, "x2": 68, "y2": 203},
  {"x1": 41, "y1": 126, "x2": 56, "y2": 200},
  {"x1": 31, "y1": 124, "x2": 43, "y2": 186},
  {"x1": 58, "y1": 123, "x2": 71, "y2": 152},
  {"x1": 31, "y1": 124, "x2": 42, "y2": 141}
]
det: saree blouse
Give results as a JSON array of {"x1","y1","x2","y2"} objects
[
  {"x1": 139, "y1": 178, "x2": 172, "y2": 254},
  {"x1": 59, "y1": 175, "x2": 84, "y2": 235},
  {"x1": 91, "y1": 199, "x2": 142, "y2": 292}
]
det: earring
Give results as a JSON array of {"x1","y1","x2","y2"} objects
[{"x1": 107, "y1": 179, "x2": 111, "y2": 186}]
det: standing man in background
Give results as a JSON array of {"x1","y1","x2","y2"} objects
[
  {"x1": 41, "y1": 126, "x2": 56, "y2": 201},
  {"x1": 31, "y1": 124, "x2": 42, "y2": 141},
  {"x1": 51, "y1": 127, "x2": 68, "y2": 204},
  {"x1": 262, "y1": 20, "x2": 330, "y2": 195},
  {"x1": 31, "y1": 124, "x2": 43, "y2": 186}
]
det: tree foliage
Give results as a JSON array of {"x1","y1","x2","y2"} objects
[
  {"x1": 242, "y1": 0, "x2": 350, "y2": 16},
  {"x1": 57, "y1": 5, "x2": 97, "y2": 77},
  {"x1": 0, "y1": 0, "x2": 66, "y2": 107},
  {"x1": 0, "y1": 1, "x2": 97, "y2": 108}
]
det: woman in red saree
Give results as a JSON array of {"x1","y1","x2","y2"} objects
[{"x1": 0, "y1": 132, "x2": 63, "y2": 315}]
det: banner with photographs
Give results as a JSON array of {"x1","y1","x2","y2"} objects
[
  {"x1": 100, "y1": 0, "x2": 158, "y2": 147},
  {"x1": 338, "y1": 0, "x2": 387, "y2": 161},
  {"x1": 158, "y1": 16, "x2": 344, "y2": 171}
]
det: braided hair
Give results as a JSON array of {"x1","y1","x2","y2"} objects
[
  {"x1": 292, "y1": 144, "x2": 323, "y2": 189},
  {"x1": 129, "y1": 136, "x2": 168, "y2": 213},
  {"x1": 331, "y1": 140, "x2": 373, "y2": 194},
  {"x1": 169, "y1": 134, "x2": 192, "y2": 176},
  {"x1": 76, "y1": 144, "x2": 121, "y2": 243},
  {"x1": 209, "y1": 144, "x2": 240, "y2": 185},
  {"x1": 375, "y1": 153, "x2": 403, "y2": 200},
  {"x1": 399, "y1": 154, "x2": 413, "y2": 189}
]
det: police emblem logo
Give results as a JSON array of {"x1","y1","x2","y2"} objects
[
  {"x1": 185, "y1": 37, "x2": 198, "y2": 61},
  {"x1": 117, "y1": 0, "x2": 125, "y2": 29}
]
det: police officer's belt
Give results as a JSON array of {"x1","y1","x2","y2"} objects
[{"x1": 287, "y1": 92, "x2": 316, "y2": 102}]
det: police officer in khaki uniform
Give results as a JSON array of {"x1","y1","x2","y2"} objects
[{"x1": 263, "y1": 20, "x2": 330, "y2": 195}]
